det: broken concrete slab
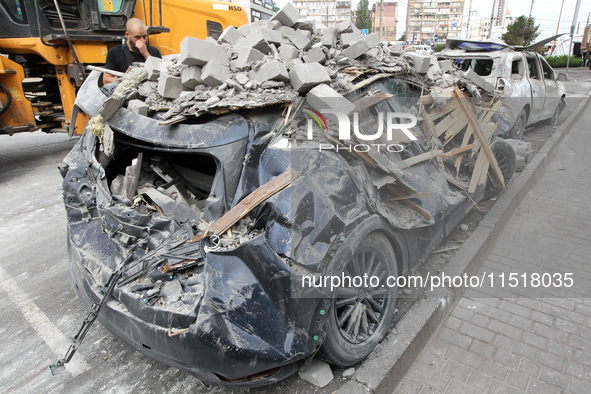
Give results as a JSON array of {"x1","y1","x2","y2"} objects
[
  {"x1": 218, "y1": 25, "x2": 244, "y2": 46},
  {"x1": 303, "y1": 47, "x2": 326, "y2": 64},
  {"x1": 270, "y1": 2, "x2": 301, "y2": 27},
  {"x1": 389, "y1": 42, "x2": 403, "y2": 55},
  {"x1": 235, "y1": 73, "x2": 249, "y2": 86},
  {"x1": 251, "y1": 19, "x2": 281, "y2": 30},
  {"x1": 248, "y1": 60, "x2": 289, "y2": 82},
  {"x1": 237, "y1": 23, "x2": 251, "y2": 37},
  {"x1": 342, "y1": 39, "x2": 370, "y2": 59},
  {"x1": 235, "y1": 47, "x2": 265, "y2": 69},
  {"x1": 298, "y1": 360, "x2": 333, "y2": 388},
  {"x1": 288, "y1": 29, "x2": 312, "y2": 50},
  {"x1": 279, "y1": 44, "x2": 300, "y2": 62},
  {"x1": 144, "y1": 56, "x2": 163, "y2": 81},
  {"x1": 201, "y1": 60, "x2": 229, "y2": 86},
  {"x1": 306, "y1": 83, "x2": 356, "y2": 114},
  {"x1": 239, "y1": 30, "x2": 272, "y2": 54},
  {"x1": 340, "y1": 32, "x2": 361, "y2": 48},
  {"x1": 158, "y1": 72, "x2": 183, "y2": 98},
  {"x1": 277, "y1": 26, "x2": 295, "y2": 38},
  {"x1": 181, "y1": 66, "x2": 202, "y2": 90},
  {"x1": 128, "y1": 99, "x2": 149, "y2": 116},
  {"x1": 365, "y1": 33, "x2": 380, "y2": 49},
  {"x1": 321, "y1": 27, "x2": 337, "y2": 48},
  {"x1": 289, "y1": 62, "x2": 331, "y2": 93},
  {"x1": 292, "y1": 20, "x2": 316, "y2": 34},
  {"x1": 100, "y1": 97, "x2": 123, "y2": 120},
  {"x1": 179, "y1": 36, "x2": 230, "y2": 67},
  {"x1": 464, "y1": 69, "x2": 494, "y2": 92},
  {"x1": 439, "y1": 59, "x2": 453, "y2": 72},
  {"x1": 260, "y1": 28, "x2": 283, "y2": 46},
  {"x1": 406, "y1": 52, "x2": 431, "y2": 73},
  {"x1": 336, "y1": 20, "x2": 360, "y2": 34}
]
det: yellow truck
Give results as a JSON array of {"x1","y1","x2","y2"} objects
[{"x1": 0, "y1": 0, "x2": 248, "y2": 135}]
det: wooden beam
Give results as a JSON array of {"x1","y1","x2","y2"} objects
[{"x1": 403, "y1": 150, "x2": 444, "y2": 167}]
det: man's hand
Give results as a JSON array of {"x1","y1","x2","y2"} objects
[{"x1": 135, "y1": 38, "x2": 150, "y2": 59}]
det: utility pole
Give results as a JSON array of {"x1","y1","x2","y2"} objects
[
  {"x1": 566, "y1": 0, "x2": 583, "y2": 72},
  {"x1": 529, "y1": 0, "x2": 534, "y2": 19},
  {"x1": 488, "y1": 1, "x2": 495, "y2": 39},
  {"x1": 466, "y1": 0, "x2": 472, "y2": 39},
  {"x1": 550, "y1": 0, "x2": 566, "y2": 55},
  {"x1": 379, "y1": 0, "x2": 384, "y2": 40}
]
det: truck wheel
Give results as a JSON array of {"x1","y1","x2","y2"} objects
[
  {"x1": 0, "y1": 83, "x2": 12, "y2": 117},
  {"x1": 318, "y1": 232, "x2": 398, "y2": 367},
  {"x1": 508, "y1": 109, "x2": 527, "y2": 140},
  {"x1": 483, "y1": 138, "x2": 516, "y2": 200},
  {"x1": 549, "y1": 98, "x2": 566, "y2": 126}
]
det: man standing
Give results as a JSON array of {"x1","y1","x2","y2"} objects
[{"x1": 103, "y1": 18, "x2": 161, "y2": 84}]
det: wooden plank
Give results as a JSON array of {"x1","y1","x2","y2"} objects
[
  {"x1": 353, "y1": 93, "x2": 393, "y2": 110},
  {"x1": 434, "y1": 108, "x2": 462, "y2": 137},
  {"x1": 403, "y1": 150, "x2": 444, "y2": 167},
  {"x1": 427, "y1": 99, "x2": 460, "y2": 122},
  {"x1": 420, "y1": 107, "x2": 435, "y2": 140},
  {"x1": 439, "y1": 166, "x2": 469, "y2": 191},
  {"x1": 190, "y1": 169, "x2": 296, "y2": 241},
  {"x1": 442, "y1": 115, "x2": 469, "y2": 145},
  {"x1": 468, "y1": 150, "x2": 490, "y2": 193},
  {"x1": 453, "y1": 86, "x2": 504, "y2": 189},
  {"x1": 441, "y1": 143, "x2": 477, "y2": 158},
  {"x1": 348, "y1": 73, "x2": 393, "y2": 92}
]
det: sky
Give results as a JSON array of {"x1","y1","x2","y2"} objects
[{"x1": 274, "y1": 0, "x2": 591, "y2": 39}]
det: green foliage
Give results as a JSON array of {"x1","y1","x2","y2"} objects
[
  {"x1": 355, "y1": 0, "x2": 372, "y2": 31},
  {"x1": 398, "y1": 33, "x2": 406, "y2": 41},
  {"x1": 545, "y1": 55, "x2": 584, "y2": 68},
  {"x1": 433, "y1": 43, "x2": 446, "y2": 52},
  {"x1": 501, "y1": 16, "x2": 540, "y2": 46}
]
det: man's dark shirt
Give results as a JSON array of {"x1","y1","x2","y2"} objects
[{"x1": 104, "y1": 44, "x2": 161, "y2": 73}]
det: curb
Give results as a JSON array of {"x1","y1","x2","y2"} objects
[{"x1": 337, "y1": 91, "x2": 591, "y2": 394}]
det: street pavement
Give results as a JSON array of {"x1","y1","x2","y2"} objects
[{"x1": 394, "y1": 89, "x2": 591, "y2": 392}]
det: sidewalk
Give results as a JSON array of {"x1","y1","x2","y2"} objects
[{"x1": 394, "y1": 102, "x2": 591, "y2": 393}]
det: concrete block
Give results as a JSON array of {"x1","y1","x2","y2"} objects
[
  {"x1": 260, "y1": 28, "x2": 283, "y2": 46},
  {"x1": 288, "y1": 30, "x2": 312, "y2": 50},
  {"x1": 181, "y1": 66, "x2": 202, "y2": 90},
  {"x1": 201, "y1": 60, "x2": 229, "y2": 86},
  {"x1": 100, "y1": 97, "x2": 123, "y2": 120},
  {"x1": 278, "y1": 26, "x2": 295, "y2": 38},
  {"x1": 321, "y1": 27, "x2": 337, "y2": 47},
  {"x1": 339, "y1": 32, "x2": 360, "y2": 48},
  {"x1": 261, "y1": 80, "x2": 285, "y2": 89},
  {"x1": 439, "y1": 59, "x2": 453, "y2": 72},
  {"x1": 127, "y1": 99, "x2": 148, "y2": 116},
  {"x1": 292, "y1": 20, "x2": 316, "y2": 34},
  {"x1": 251, "y1": 19, "x2": 281, "y2": 30},
  {"x1": 289, "y1": 62, "x2": 331, "y2": 93},
  {"x1": 270, "y1": 2, "x2": 301, "y2": 27},
  {"x1": 235, "y1": 73, "x2": 249, "y2": 85},
  {"x1": 366, "y1": 47, "x2": 379, "y2": 58},
  {"x1": 287, "y1": 58, "x2": 304, "y2": 70},
  {"x1": 158, "y1": 72, "x2": 182, "y2": 98},
  {"x1": 237, "y1": 24, "x2": 251, "y2": 37},
  {"x1": 144, "y1": 56, "x2": 163, "y2": 81},
  {"x1": 365, "y1": 33, "x2": 380, "y2": 49},
  {"x1": 342, "y1": 39, "x2": 370, "y2": 59},
  {"x1": 298, "y1": 360, "x2": 333, "y2": 388},
  {"x1": 465, "y1": 69, "x2": 494, "y2": 92},
  {"x1": 303, "y1": 47, "x2": 326, "y2": 64},
  {"x1": 407, "y1": 52, "x2": 431, "y2": 73},
  {"x1": 138, "y1": 81, "x2": 157, "y2": 97},
  {"x1": 235, "y1": 47, "x2": 265, "y2": 69},
  {"x1": 335, "y1": 20, "x2": 359, "y2": 34},
  {"x1": 218, "y1": 25, "x2": 244, "y2": 45},
  {"x1": 389, "y1": 42, "x2": 403, "y2": 55},
  {"x1": 279, "y1": 44, "x2": 299, "y2": 61},
  {"x1": 239, "y1": 30, "x2": 271, "y2": 54},
  {"x1": 179, "y1": 36, "x2": 229, "y2": 67},
  {"x1": 306, "y1": 84, "x2": 356, "y2": 114},
  {"x1": 248, "y1": 60, "x2": 289, "y2": 82}
]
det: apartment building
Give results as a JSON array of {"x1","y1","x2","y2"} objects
[
  {"x1": 293, "y1": 0, "x2": 352, "y2": 29},
  {"x1": 405, "y1": 0, "x2": 465, "y2": 44},
  {"x1": 371, "y1": 2, "x2": 398, "y2": 41}
]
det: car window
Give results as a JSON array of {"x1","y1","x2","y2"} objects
[
  {"x1": 539, "y1": 56, "x2": 555, "y2": 81},
  {"x1": 453, "y1": 58, "x2": 494, "y2": 76},
  {"x1": 511, "y1": 58, "x2": 524, "y2": 78},
  {"x1": 526, "y1": 55, "x2": 540, "y2": 79}
]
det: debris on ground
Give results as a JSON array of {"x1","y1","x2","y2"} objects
[{"x1": 298, "y1": 359, "x2": 334, "y2": 387}]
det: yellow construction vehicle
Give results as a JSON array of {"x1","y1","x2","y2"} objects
[{"x1": 0, "y1": 0, "x2": 247, "y2": 136}]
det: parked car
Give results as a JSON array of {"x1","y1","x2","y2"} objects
[
  {"x1": 405, "y1": 44, "x2": 434, "y2": 55},
  {"x1": 58, "y1": 67, "x2": 514, "y2": 386},
  {"x1": 439, "y1": 38, "x2": 567, "y2": 139}
]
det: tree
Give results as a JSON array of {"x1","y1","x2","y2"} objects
[
  {"x1": 398, "y1": 33, "x2": 406, "y2": 41},
  {"x1": 502, "y1": 16, "x2": 540, "y2": 46},
  {"x1": 355, "y1": 0, "x2": 372, "y2": 31}
]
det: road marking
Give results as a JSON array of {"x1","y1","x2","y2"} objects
[{"x1": 0, "y1": 264, "x2": 89, "y2": 377}]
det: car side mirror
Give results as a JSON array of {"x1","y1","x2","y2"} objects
[{"x1": 557, "y1": 73, "x2": 568, "y2": 81}]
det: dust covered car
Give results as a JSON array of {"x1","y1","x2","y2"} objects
[{"x1": 57, "y1": 12, "x2": 516, "y2": 387}]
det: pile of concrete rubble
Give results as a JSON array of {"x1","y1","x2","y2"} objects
[{"x1": 100, "y1": 3, "x2": 494, "y2": 125}]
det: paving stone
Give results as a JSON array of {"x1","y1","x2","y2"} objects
[
  {"x1": 158, "y1": 71, "x2": 182, "y2": 98},
  {"x1": 144, "y1": 56, "x2": 163, "y2": 81},
  {"x1": 493, "y1": 334, "x2": 512, "y2": 350},
  {"x1": 442, "y1": 360, "x2": 471, "y2": 382},
  {"x1": 288, "y1": 62, "x2": 331, "y2": 93},
  {"x1": 446, "y1": 344, "x2": 485, "y2": 370},
  {"x1": 488, "y1": 319, "x2": 523, "y2": 340},
  {"x1": 459, "y1": 321, "x2": 495, "y2": 343},
  {"x1": 303, "y1": 47, "x2": 326, "y2": 64},
  {"x1": 488, "y1": 379, "x2": 521, "y2": 394},
  {"x1": 181, "y1": 66, "x2": 202, "y2": 90},
  {"x1": 306, "y1": 84, "x2": 356, "y2": 114},
  {"x1": 179, "y1": 36, "x2": 229, "y2": 67},
  {"x1": 201, "y1": 60, "x2": 229, "y2": 86},
  {"x1": 446, "y1": 379, "x2": 479, "y2": 394},
  {"x1": 483, "y1": 359, "x2": 510, "y2": 381},
  {"x1": 520, "y1": 358, "x2": 541, "y2": 378},
  {"x1": 467, "y1": 370, "x2": 490, "y2": 391},
  {"x1": 537, "y1": 350, "x2": 565, "y2": 371},
  {"x1": 234, "y1": 47, "x2": 265, "y2": 69},
  {"x1": 469, "y1": 339, "x2": 495, "y2": 358},
  {"x1": 439, "y1": 326, "x2": 473, "y2": 348},
  {"x1": 248, "y1": 60, "x2": 289, "y2": 83},
  {"x1": 494, "y1": 348, "x2": 521, "y2": 369},
  {"x1": 298, "y1": 359, "x2": 333, "y2": 387},
  {"x1": 511, "y1": 342, "x2": 538, "y2": 359},
  {"x1": 218, "y1": 25, "x2": 244, "y2": 45},
  {"x1": 539, "y1": 366, "x2": 569, "y2": 389},
  {"x1": 508, "y1": 370, "x2": 530, "y2": 390},
  {"x1": 270, "y1": 2, "x2": 301, "y2": 27},
  {"x1": 288, "y1": 29, "x2": 312, "y2": 50}
]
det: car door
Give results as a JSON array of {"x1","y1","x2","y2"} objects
[
  {"x1": 524, "y1": 53, "x2": 545, "y2": 124},
  {"x1": 538, "y1": 54, "x2": 561, "y2": 119}
]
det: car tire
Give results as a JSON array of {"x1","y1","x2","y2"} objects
[
  {"x1": 483, "y1": 138, "x2": 517, "y2": 200},
  {"x1": 318, "y1": 232, "x2": 398, "y2": 367},
  {"x1": 508, "y1": 109, "x2": 527, "y2": 140},
  {"x1": 548, "y1": 98, "x2": 566, "y2": 126}
]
